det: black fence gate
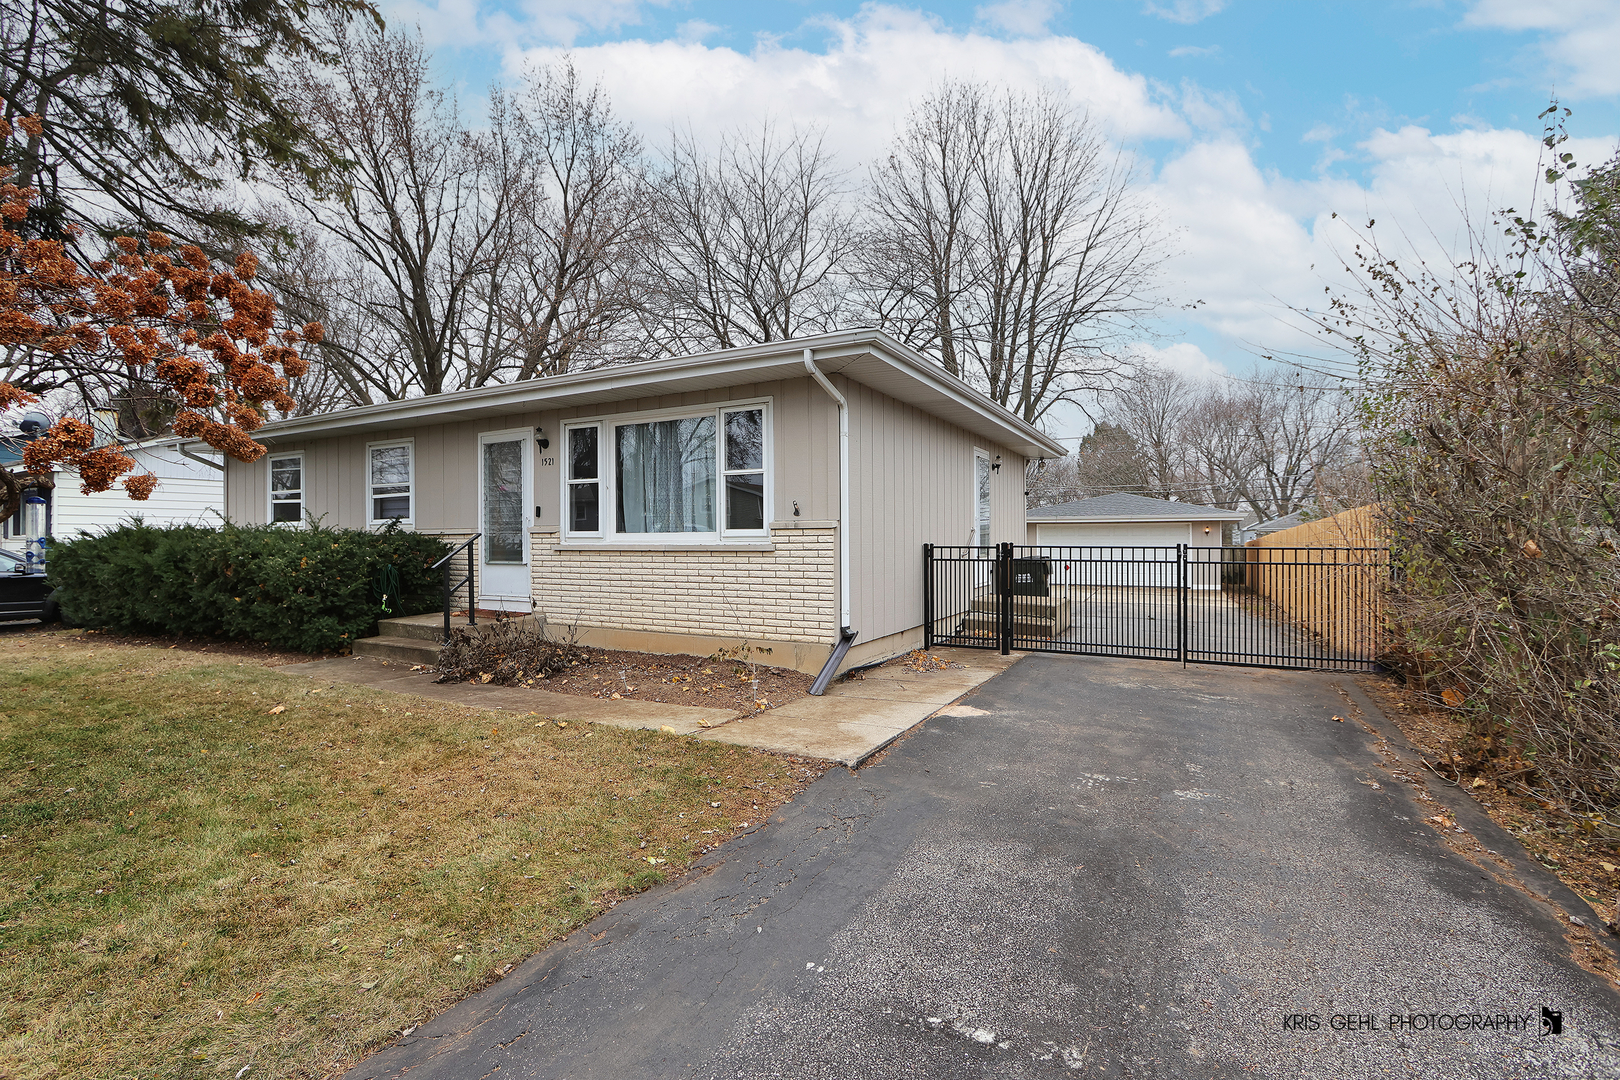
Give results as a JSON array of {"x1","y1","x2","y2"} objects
[{"x1": 923, "y1": 543, "x2": 1388, "y2": 672}]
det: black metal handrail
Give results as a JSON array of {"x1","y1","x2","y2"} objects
[{"x1": 431, "y1": 533, "x2": 482, "y2": 644}]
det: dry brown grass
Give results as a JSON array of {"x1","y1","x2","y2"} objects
[{"x1": 0, "y1": 629, "x2": 825, "y2": 1079}]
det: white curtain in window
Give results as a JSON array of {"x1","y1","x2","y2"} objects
[{"x1": 617, "y1": 417, "x2": 716, "y2": 533}]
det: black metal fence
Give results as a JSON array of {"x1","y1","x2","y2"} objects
[{"x1": 923, "y1": 543, "x2": 1389, "y2": 671}]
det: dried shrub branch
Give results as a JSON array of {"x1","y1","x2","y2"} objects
[{"x1": 1307, "y1": 117, "x2": 1620, "y2": 813}]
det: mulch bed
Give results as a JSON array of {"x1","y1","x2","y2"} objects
[{"x1": 523, "y1": 647, "x2": 815, "y2": 714}]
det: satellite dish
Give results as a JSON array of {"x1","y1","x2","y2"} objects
[{"x1": 17, "y1": 409, "x2": 50, "y2": 436}]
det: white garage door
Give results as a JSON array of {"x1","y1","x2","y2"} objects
[{"x1": 1034, "y1": 521, "x2": 1189, "y2": 587}]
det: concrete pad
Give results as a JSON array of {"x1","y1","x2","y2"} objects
[
  {"x1": 694, "y1": 711, "x2": 907, "y2": 764},
  {"x1": 826, "y1": 676, "x2": 983, "y2": 705},
  {"x1": 698, "y1": 648, "x2": 1023, "y2": 766},
  {"x1": 280, "y1": 656, "x2": 735, "y2": 734}
]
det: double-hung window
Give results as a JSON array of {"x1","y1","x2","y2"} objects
[
  {"x1": 564, "y1": 403, "x2": 769, "y2": 541},
  {"x1": 269, "y1": 452, "x2": 305, "y2": 524},
  {"x1": 368, "y1": 440, "x2": 414, "y2": 524},
  {"x1": 566, "y1": 426, "x2": 601, "y2": 534}
]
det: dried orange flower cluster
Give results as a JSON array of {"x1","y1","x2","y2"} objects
[{"x1": 0, "y1": 159, "x2": 320, "y2": 498}]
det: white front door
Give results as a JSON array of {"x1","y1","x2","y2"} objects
[{"x1": 478, "y1": 430, "x2": 533, "y2": 612}]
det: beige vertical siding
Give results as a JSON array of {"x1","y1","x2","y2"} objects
[
  {"x1": 226, "y1": 455, "x2": 266, "y2": 524},
  {"x1": 842, "y1": 375, "x2": 1028, "y2": 643}
]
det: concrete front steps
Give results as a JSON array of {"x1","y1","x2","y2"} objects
[{"x1": 352, "y1": 612, "x2": 545, "y2": 666}]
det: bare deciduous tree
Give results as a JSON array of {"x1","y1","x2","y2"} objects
[
  {"x1": 480, "y1": 62, "x2": 650, "y2": 380},
  {"x1": 1046, "y1": 364, "x2": 1360, "y2": 519},
  {"x1": 860, "y1": 81, "x2": 1167, "y2": 424},
  {"x1": 270, "y1": 26, "x2": 519, "y2": 401},
  {"x1": 1105, "y1": 364, "x2": 1190, "y2": 500},
  {"x1": 636, "y1": 121, "x2": 854, "y2": 354}
]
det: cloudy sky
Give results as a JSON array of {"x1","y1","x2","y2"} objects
[{"x1": 373, "y1": 0, "x2": 1620, "y2": 412}]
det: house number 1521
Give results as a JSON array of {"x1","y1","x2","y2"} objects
[{"x1": 540, "y1": 457, "x2": 555, "y2": 467}]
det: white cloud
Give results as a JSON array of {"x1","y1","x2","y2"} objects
[
  {"x1": 378, "y1": 0, "x2": 656, "y2": 51},
  {"x1": 1464, "y1": 0, "x2": 1620, "y2": 97},
  {"x1": 975, "y1": 0, "x2": 1063, "y2": 37},
  {"x1": 1142, "y1": 0, "x2": 1227, "y2": 25},
  {"x1": 1128, "y1": 341, "x2": 1227, "y2": 379},
  {"x1": 1176, "y1": 80, "x2": 1247, "y2": 133},
  {"x1": 1168, "y1": 44, "x2": 1219, "y2": 58},
  {"x1": 1146, "y1": 122, "x2": 1617, "y2": 360},
  {"x1": 507, "y1": 5, "x2": 1187, "y2": 163},
  {"x1": 676, "y1": 19, "x2": 723, "y2": 44}
]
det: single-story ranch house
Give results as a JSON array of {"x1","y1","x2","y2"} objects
[{"x1": 216, "y1": 329, "x2": 1065, "y2": 676}]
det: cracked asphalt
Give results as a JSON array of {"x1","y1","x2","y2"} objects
[{"x1": 344, "y1": 654, "x2": 1620, "y2": 1079}]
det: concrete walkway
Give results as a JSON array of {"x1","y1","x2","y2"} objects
[{"x1": 285, "y1": 647, "x2": 1016, "y2": 766}]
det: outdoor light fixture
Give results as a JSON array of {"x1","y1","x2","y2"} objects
[
  {"x1": 535, "y1": 426, "x2": 550, "y2": 451},
  {"x1": 1204, "y1": 526, "x2": 1212, "y2": 535},
  {"x1": 991, "y1": 455, "x2": 1002, "y2": 472}
]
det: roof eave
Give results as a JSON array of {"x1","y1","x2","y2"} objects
[{"x1": 237, "y1": 329, "x2": 1066, "y2": 460}]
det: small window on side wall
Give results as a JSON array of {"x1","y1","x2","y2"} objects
[
  {"x1": 369, "y1": 441, "x2": 414, "y2": 524},
  {"x1": 269, "y1": 453, "x2": 304, "y2": 524}
]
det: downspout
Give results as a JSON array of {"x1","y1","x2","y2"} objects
[
  {"x1": 804, "y1": 348, "x2": 857, "y2": 695},
  {"x1": 173, "y1": 442, "x2": 225, "y2": 472}
]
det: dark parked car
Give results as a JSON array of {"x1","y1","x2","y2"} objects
[{"x1": 0, "y1": 549, "x2": 61, "y2": 623}]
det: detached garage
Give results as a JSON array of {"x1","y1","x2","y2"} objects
[{"x1": 1025, "y1": 493, "x2": 1246, "y2": 589}]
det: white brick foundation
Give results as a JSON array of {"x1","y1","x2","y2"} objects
[{"x1": 530, "y1": 528, "x2": 838, "y2": 646}]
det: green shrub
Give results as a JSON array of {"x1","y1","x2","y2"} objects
[{"x1": 47, "y1": 521, "x2": 449, "y2": 653}]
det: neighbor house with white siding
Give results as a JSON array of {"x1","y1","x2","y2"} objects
[
  {"x1": 214, "y1": 329, "x2": 1064, "y2": 676},
  {"x1": 1, "y1": 434, "x2": 223, "y2": 555}
]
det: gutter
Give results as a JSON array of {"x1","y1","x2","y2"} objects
[
  {"x1": 804, "y1": 348, "x2": 858, "y2": 695},
  {"x1": 172, "y1": 442, "x2": 225, "y2": 472}
]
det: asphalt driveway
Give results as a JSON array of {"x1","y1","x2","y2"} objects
[{"x1": 346, "y1": 654, "x2": 1620, "y2": 1079}]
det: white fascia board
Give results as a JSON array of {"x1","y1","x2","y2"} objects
[{"x1": 241, "y1": 329, "x2": 1068, "y2": 460}]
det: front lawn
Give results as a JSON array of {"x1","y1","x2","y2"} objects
[{"x1": 0, "y1": 630, "x2": 825, "y2": 1079}]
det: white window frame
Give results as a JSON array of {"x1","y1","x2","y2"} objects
[
  {"x1": 561, "y1": 398, "x2": 772, "y2": 544},
  {"x1": 973, "y1": 446, "x2": 992, "y2": 548},
  {"x1": 367, "y1": 439, "x2": 415, "y2": 527},
  {"x1": 267, "y1": 451, "x2": 306, "y2": 526},
  {"x1": 563, "y1": 422, "x2": 604, "y2": 538}
]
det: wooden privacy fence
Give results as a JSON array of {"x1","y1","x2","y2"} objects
[{"x1": 1244, "y1": 506, "x2": 1387, "y2": 657}]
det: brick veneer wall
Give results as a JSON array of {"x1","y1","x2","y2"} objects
[{"x1": 531, "y1": 527, "x2": 837, "y2": 644}]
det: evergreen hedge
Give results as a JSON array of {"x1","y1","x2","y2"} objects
[{"x1": 46, "y1": 522, "x2": 450, "y2": 653}]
